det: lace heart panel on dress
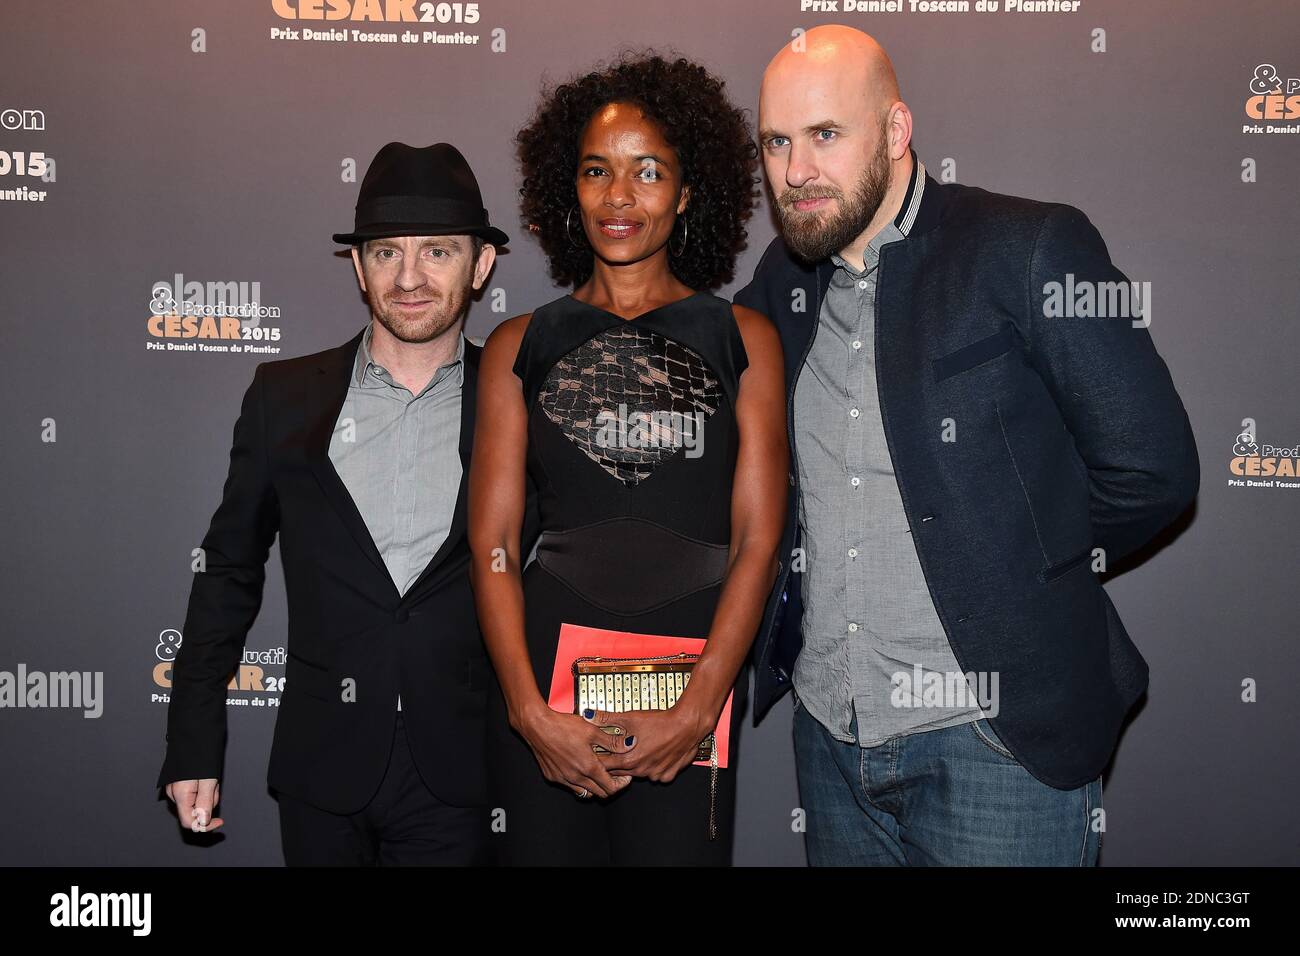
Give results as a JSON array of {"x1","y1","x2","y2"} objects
[{"x1": 537, "y1": 324, "x2": 722, "y2": 485}]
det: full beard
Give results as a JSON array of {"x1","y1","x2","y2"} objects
[
  {"x1": 777, "y1": 136, "x2": 892, "y2": 265},
  {"x1": 371, "y1": 284, "x2": 468, "y2": 344}
]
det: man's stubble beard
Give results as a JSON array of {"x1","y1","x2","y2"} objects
[
  {"x1": 777, "y1": 130, "x2": 892, "y2": 265},
  {"x1": 371, "y1": 279, "x2": 470, "y2": 344}
]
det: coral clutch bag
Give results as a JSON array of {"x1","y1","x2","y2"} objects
[{"x1": 547, "y1": 622, "x2": 733, "y2": 769}]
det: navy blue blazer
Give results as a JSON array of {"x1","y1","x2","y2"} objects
[{"x1": 735, "y1": 172, "x2": 1199, "y2": 789}]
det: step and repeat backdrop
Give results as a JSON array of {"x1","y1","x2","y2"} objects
[{"x1": 1, "y1": 0, "x2": 1296, "y2": 866}]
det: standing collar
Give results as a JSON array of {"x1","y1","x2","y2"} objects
[
  {"x1": 894, "y1": 149, "x2": 925, "y2": 237},
  {"x1": 828, "y1": 151, "x2": 925, "y2": 274}
]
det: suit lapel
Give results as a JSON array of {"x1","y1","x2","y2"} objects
[
  {"x1": 305, "y1": 328, "x2": 399, "y2": 599},
  {"x1": 815, "y1": 259, "x2": 834, "y2": 316},
  {"x1": 303, "y1": 329, "x2": 481, "y2": 606},
  {"x1": 785, "y1": 260, "x2": 833, "y2": 387}
]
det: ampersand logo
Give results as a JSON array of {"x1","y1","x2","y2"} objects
[
  {"x1": 155, "y1": 628, "x2": 182, "y2": 662},
  {"x1": 1249, "y1": 63, "x2": 1284, "y2": 95},
  {"x1": 149, "y1": 285, "x2": 175, "y2": 316}
]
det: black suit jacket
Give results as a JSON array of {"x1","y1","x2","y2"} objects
[
  {"x1": 736, "y1": 172, "x2": 1200, "y2": 789},
  {"x1": 156, "y1": 328, "x2": 534, "y2": 811}
]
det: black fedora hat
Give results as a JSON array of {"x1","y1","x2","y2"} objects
[{"x1": 333, "y1": 141, "x2": 509, "y2": 247}]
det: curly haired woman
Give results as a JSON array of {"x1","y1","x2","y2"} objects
[{"x1": 467, "y1": 51, "x2": 787, "y2": 865}]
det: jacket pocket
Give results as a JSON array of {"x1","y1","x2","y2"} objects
[
  {"x1": 285, "y1": 649, "x2": 338, "y2": 702},
  {"x1": 932, "y1": 323, "x2": 1015, "y2": 382},
  {"x1": 1039, "y1": 547, "x2": 1092, "y2": 584}
]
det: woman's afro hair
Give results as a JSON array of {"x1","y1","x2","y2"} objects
[{"x1": 515, "y1": 50, "x2": 761, "y2": 291}]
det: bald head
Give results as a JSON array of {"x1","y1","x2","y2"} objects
[
  {"x1": 763, "y1": 25, "x2": 900, "y2": 116},
  {"x1": 757, "y1": 26, "x2": 914, "y2": 268}
]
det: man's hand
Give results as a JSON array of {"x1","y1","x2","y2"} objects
[{"x1": 165, "y1": 778, "x2": 224, "y2": 833}]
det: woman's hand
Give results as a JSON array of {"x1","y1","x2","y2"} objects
[
  {"x1": 592, "y1": 705, "x2": 715, "y2": 784},
  {"x1": 515, "y1": 701, "x2": 634, "y2": 799}
]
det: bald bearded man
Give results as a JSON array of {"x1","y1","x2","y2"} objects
[{"x1": 736, "y1": 26, "x2": 1198, "y2": 866}]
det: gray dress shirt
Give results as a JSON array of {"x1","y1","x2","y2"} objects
[
  {"x1": 328, "y1": 323, "x2": 464, "y2": 711},
  {"x1": 792, "y1": 159, "x2": 985, "y2": 746}
]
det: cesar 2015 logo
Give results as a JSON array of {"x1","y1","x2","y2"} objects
[
  {"x1": 151, "y1": 628, "x2": 287, "y2": 698},
  {"x1": 145, "y1": 274, "x2": 282, "y2": 343},
  {"x1": 1245, "y1": 63, "x2": 1300, "y2": 120},
  {"x1": 270, "y1": 0, "x2": 481, "y2": 23},
  {"x1": 1229, "y1": 418, "x2": 1300, "y2": 483}
]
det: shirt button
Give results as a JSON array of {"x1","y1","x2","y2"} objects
[
  {"x1": 847, "y1": 622, "x2": 859, "y2": 633},
  {"x1": 857, "y1": 280, "x2": 868, "y2": 290},
  {"x1": 373, "y1": 366, "x2": 385, "y2": 376},
  {"x1": 849, "y1": 408, "x2": 860, "y2": 418},
  {"x1": 850, "y1": 476, "x2": 860, "y2": 487},
  {"x1": 852, "y1": 340, "x2": 862, "y2": 350},
  {"x1": 848, "y1": 547, "x2": 858, "y2": 558}
]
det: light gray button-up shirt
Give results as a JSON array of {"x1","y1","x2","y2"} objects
[
  {"x1": 791, "y1": 158, "x2": 985, "y2": 746},
  {"x1": 328, "y1": 323, "x2": 464, "y2": 710}
]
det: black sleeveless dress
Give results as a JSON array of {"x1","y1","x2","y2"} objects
[{"x1": 486, "y1": 289, "x2": 751, "y2": 866}]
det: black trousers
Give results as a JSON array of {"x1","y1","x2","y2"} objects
[{"x1": 276, "y1": 712, "x2": 489, "y2": 866}]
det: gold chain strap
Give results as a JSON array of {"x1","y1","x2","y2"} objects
[
  {"x1": 573, "y1": 652, "x2": 698, "y2": 665},
  {"x1": 708, "y1": 734, "x2": 718, "y2": 840}
]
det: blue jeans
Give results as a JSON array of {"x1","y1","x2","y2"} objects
[{"x1": 793, "y1": 697, "x2": 1102, "y2": 866}]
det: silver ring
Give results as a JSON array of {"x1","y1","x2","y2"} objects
[{"x1": 576, "y1": 787, "x2": 591, "y2": 799}]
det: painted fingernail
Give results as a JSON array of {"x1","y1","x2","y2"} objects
[
  {"x1": 625, "y1": 735, "x2": 635, "y2": 747},
  {"x1": 582, "y1": 708, "x2": 594, "y2": 719}
]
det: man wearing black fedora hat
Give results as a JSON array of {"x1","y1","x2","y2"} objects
[{"x1": 158, "y1": 142, "x2": 531, "y2": 865}]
